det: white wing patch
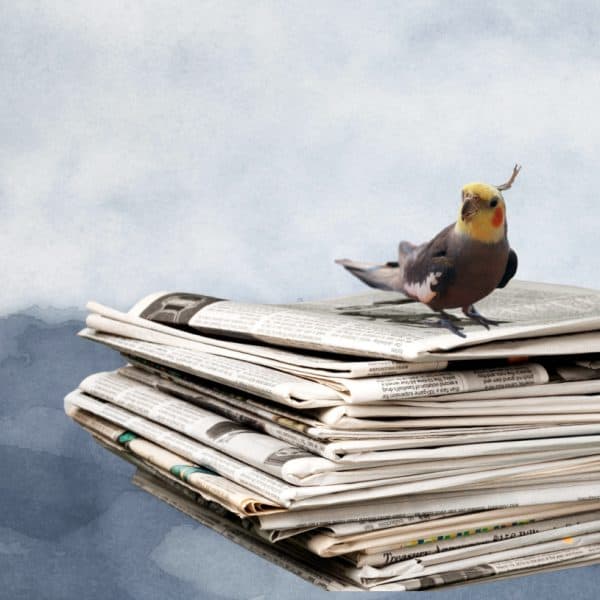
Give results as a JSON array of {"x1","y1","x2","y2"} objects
[{"x1": 403, "y1": 271, "x2": 442, "y2": 304}]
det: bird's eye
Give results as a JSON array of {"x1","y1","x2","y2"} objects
[{"x1": 490, "y1": 198, "x2": 499, "y2": 208}]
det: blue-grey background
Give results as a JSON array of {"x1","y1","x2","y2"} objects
[{"x1": 2, "y1": 2, "x2": 599, "y2": 598}]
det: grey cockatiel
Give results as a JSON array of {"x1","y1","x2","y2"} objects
[{"x1": 336, "y1": 165, "x2": 521, "y2": 336}]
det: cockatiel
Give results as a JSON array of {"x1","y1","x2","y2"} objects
[{"x1": 336, "y1": 165, "x2": 521, "y2": 337}]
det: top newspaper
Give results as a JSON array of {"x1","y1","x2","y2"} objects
[{"x1": 120, "y1": 280, "x2": 600, "y2": 361}]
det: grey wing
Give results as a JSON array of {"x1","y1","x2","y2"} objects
[
  {"x1": 402, "y1": 225, "x2": 456, "y2": 303},
  {"x1": 335, "y1": 258, "x2": 403, "y2": 291},
  {"x1": 497, "y1": 248, "x2": 518, "y2": 288}
]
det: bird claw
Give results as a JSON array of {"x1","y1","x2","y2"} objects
[
  {"x1": 431, "y1": 316, "x2": 466, "y2": 338},
  {"x1": 463, "y1": 305, "x2": 500, "y2": 330}
]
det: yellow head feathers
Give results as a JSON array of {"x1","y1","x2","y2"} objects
[
  {"x1": 461, "y1": 182, "x2": 501, "y2": 202},
  {"x1": 454, "y1": 165, "x2": 521, "y2": 244},
  {"x1": 455, "y1": 184, "x2": 505, "y2": 243}
]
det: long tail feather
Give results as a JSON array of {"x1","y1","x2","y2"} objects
[{"x1": 335, "y1": 258, "x2": 402, "y2": 291}]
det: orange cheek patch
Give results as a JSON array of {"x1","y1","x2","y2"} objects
[{"x1": 492, "y1": 206, "x2": 504, "y2": 228}]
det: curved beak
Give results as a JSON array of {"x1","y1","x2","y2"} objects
[{"x1": 461, "y1": 196, "x2": 480, "y2": 222}]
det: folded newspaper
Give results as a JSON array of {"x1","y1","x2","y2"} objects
[{"x1": 65, "y1": 280, "x2": 600, "y2": 591}]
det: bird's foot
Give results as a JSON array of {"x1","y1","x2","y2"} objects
[
  {"x1": 431, "y1": 312, "x2": 466, "y2": 338},
  {"x1": 463, "y1": 305, "x2": 500, "y2": 330}
]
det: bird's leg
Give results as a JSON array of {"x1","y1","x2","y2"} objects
[
  {"x1": 431, "y1": 310, "x2": 466, "y2": 338},
  {"x1": 463, "y1": 305, "x2": 500, "y2": 329}
]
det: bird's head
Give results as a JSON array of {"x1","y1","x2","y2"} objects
[{"x1": 455, "y1": 165, "x2": 521, "y2": 243}]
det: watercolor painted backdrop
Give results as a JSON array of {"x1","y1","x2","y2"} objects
[{"x1": 2, "y1": 3, "x2": 599, "y2": 598}]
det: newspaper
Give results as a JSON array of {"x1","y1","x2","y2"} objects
[
  {"x1": 66, "y1": 405, "x2": 282, "y2": 516},
  {"x1": 124, "y1": 361, "x2": 600, "y2": 448},
  {"x1": 132, "y1": 466, "x2": 600, "y2": 591},
  {"x1": 300, "y1": 504, "x2": 600, "y2": 557},
  {"x1": 119, "y1": 365, "x2": 335, "y2": 458},
  {"x1": 119, "y1": 366, "x2": 600, "y2": 466},
  {"x1": 318, "y1": 411, "x2": 600, "y2": 430},
  {"x1": 405, "y1": 519, "x2": 600, "y2": 570},
  {"x1": 71, "y1": 280, "x2": 600, "y2": 590},
  {"x1": 65, "y1": 390, "x2": 307, "y2": 507},
  {"x1": 75, "y1": 370, "x2": 600, "y2": 478},
  {"x1": 257, "y1": 489, "x2": 600, "y2": 531},
  {"x1": 426, "y1": 330, "x2": 600, "y2": 361},
  {"x1": 79, "y1": 329, "x2": 551, "y2": 406},
  {"x1": 338, "y1": 395, "x2": 600, "y2": 417},
  {"x1": 67, "y1": 390, "x2": 539, "y2": 505},
  {"x1": 314, "y1": 363, "x2": 548, "y2": 404},
  {"x1": 120, "y1": 281, "x2": 600, "y2": 360},
  {"x1": 351, "y1": 511, "x2": 600, "y2": 567},
  {"x1": 86, "y1": 309, "x2": 447, "y2": 378},
  {"x1": 404, "y1": 376, "x2": 600, "y2": 403},
  {"x1": 79, "y1": 329, "x2": 343, "y2": 409},
  {"x1": 372, "y1": 542, "x2": 600, "y2": 591},
  {"x1": 76, "y1": 370, "x2": 350, "y2": 485},
  {"x1": 65, "y1": 387, "x2": 600, "y2": 510},
  {"x1": 350, "y1": 525, "x2": 600, "y2": 587},
  {"x1": 258, "y1": 513, "x2": 469, "y2": 545},
  {"x1": 96, "y1": 289, "x2": 600, "y2": 366},
  {"x1": 316, "y1": 399, "x2": 600, "y2": 428}
]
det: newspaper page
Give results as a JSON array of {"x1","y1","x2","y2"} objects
[
  {"x1": 409, "y1": 519, "x2": 600, "y2": 570},
  {"x1": 351, "y1": 526, "x2": 600, "y2": 588},
  {"x1": 76, "y1": 370, "x2": 600, "y2": 475},
  {"x1": 86, "y1": 308, "x2": 446, "y2": 377},
  {"x1": 346, "y1": 395, "x2": 600, "y2": 416},
  {"x1": 79, "y1": 374, "x2": 600, "y2": 492},
  {"x1": 400, "y1": 374, "x2": 600, "y2": 403},
  {"x1": 372, "y1": 542, "x2": 600, "y2": 591},
  {"x1": 313, "y1": 501, "x2": 600, "y2": 552},
  {"x1": 352, "y1": 511, "x2": 600, "y2": 567},
  {"x1": 283, "y1": 456, "x2": 600, "y2": 510},
  {"x1": 65, "y1": 390, "x2": 306, "y2": 507},
  {"x1": 124, "y1": 281, "x2": 600, "y2": 360},
  {"x1": 76, "y1": 370, "x2": 351, "y2": 485},
  {"x1": 133, "y1": 468, "x2": 600, "y2": 591},
  {"x1": 80, "y1": 328, "x2": 550, "y2": 405},
  {"x1": 317, "y1": 409, "x2": 600, "y2": 430},
  {"x1": 123, "y1": 361, "x2": 600, "y2": 448},
  {"x1": 317, "y1": 396, "x2": 600, "y2": 425},
  {"x1": 314, "y1": 363, "x2": 548, "y2": 404},
  {"x1": 320, "y1": 424, "x2": 600, "y2": 449},
  {"x1": 69, "y1": 389, "x2": 570, "y2": 506},
  {"x1": 66, "y1": 405, "x2": 282, "y2": 516},
  {"x1": 301, "y1": 504, "x2": 600, "y2": 558},
  {"x1": 120, "y1": 366, "x2": 600, "y2": 465},
  {"x1": 314, "y1": 515, "x2": 600, "y2": 563},
  {"x1": 66, "y1": 388, "x2": 600, "y2": 512},
  {"x1": 79, "y1": 329, "x2": 343, "y2": 409},
  {"x1": 313, "y1": 503, "x2": 588, "y2": 552},
  {"x1": 260, "y1": 513, "x2": 473, "y2": 544},
  {"x1": 428, "y1": 330, "x2": 600, "y2": 361},
  {"x1": 119, "y1": 365, "x2": 335, "y2": 458},
  {"x1": 257, "y1": 489, "x2": 600, "y2": 531},
  {"x1": 345, "y1": 524, "x2": 600, "y2": 585},
  {"x1": 438, "y1": 554, "x2": 600, "y2": 589}
]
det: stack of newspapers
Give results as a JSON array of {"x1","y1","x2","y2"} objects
[{"x1": 64, "y1": 281, "x2": 600, "y2": 591}]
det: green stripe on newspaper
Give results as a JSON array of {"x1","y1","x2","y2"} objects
[
  {"x1": 170, "y1": 464, "x2": 217, "y2": 482},
  {"x1": 117, "y1": 432, "x2": 138, "y2": 445}
]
